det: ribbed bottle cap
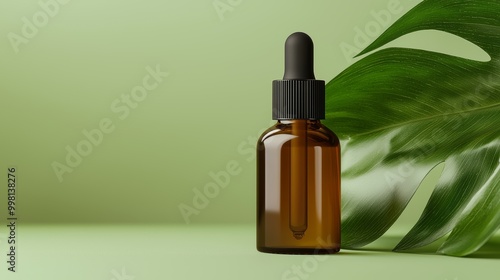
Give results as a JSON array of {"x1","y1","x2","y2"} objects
[{"x1": 272, "y1": 32, "x2": 325, "y2": 120}]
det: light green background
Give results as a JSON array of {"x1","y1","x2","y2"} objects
[{"x1": 2, "y1": 0, "x2": 484, "y2": 225}]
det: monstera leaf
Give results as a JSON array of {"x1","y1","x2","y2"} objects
[{"x1": 324, "y1": 0, "x2": 500, "y2": 256}]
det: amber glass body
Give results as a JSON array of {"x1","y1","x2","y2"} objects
[{"x1": 257, "y1": 120, "x2": 341, "y2": 254}]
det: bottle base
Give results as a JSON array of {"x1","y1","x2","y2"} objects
[{"x1": 257, "y1": 246, "x2": 340, "y2": 255}]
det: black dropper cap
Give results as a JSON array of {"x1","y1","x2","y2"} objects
[{"x1": 272, "y1": 32, "x2": 325, "y2": 120}]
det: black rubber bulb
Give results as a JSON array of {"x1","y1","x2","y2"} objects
[{"x1": 283, "y1": 32, "x2": 315, "y2": 80}]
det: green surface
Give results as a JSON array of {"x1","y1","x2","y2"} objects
[{"x1": 0, "y1": 225, "x2": 498, "y2": 280}]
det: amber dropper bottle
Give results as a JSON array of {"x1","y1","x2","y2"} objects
[{"x1": 257, "y1": 32, "x2": 341, "y2": 254}]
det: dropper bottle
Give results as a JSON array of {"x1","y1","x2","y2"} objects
[{"x1": 257, "y1": 32, "x2": 341, "y2": 254}]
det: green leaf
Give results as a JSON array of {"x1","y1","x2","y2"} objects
[
  {"x1": 395, "y1": 142, "x2": 500, "y2": 251},
  {"x1": 438, "y1": 143, "x2": 500, "y2": 256},
  {"x1": 324, "y1": 0, "x2": 500, "y2": 255}
]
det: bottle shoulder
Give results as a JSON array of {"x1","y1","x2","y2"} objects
[{"x1": 258, "y1": 121, "x2": 339, "y2": 145}]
